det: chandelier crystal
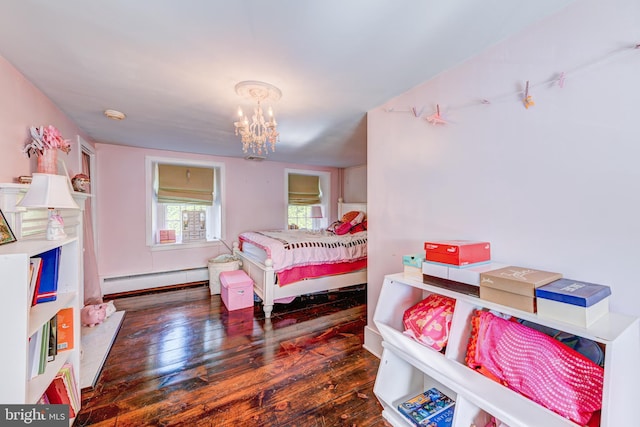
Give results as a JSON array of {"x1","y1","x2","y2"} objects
[{"x1": 233, "y1": 81, "x2": 281, "y2": 155}]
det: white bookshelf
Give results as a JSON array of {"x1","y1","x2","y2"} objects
[
  {"x1": 0, "y1": 183, "x2": 86, "y2": 424},
  {"x1": 373, "y1": 273, "x2": 640, "y2": 427}
]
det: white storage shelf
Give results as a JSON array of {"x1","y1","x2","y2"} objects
[
  {"x1": 373, "y1": 273, "x2": 640, "y2": 427},
  {"x1": 0, "y1": 184, "x2": 86, "y2": 425}
]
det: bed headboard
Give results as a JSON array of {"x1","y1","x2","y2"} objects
[{"x1": 338, "y1": 199, "x2": 367, "y2": 218}]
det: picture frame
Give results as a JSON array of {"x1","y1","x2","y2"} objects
[{"x1": 0, "y1": 209, "x2": 17, "y2": 245}]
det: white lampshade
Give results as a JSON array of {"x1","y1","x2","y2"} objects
[
  {"x1": 310, "y1": 206, "x2": 323, "y2": 218},
  {"x1": 17, "y1": 173, "x2": 79, "y2": 210}
]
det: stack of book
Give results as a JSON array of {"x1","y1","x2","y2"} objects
[
  {"x1": 397, "y1": 387, "x2": 456, "y2": 427},
  {"x1": 29, "y1": 247, "x2": 61, "y2": 306},
  {"x1": 158, "y1": 229, "x2": 176, "y2": 244},
  {"x1": 28, "y1": 315, "x2": 57, "y2": 378},
  {"x1": 41, "y1": 363, "x2": 81, "y2": 418},
  {"x1": 28, "y1": 308, "x2": 74, "y2": 379}
]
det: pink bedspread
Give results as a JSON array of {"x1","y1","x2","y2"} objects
[
  {"x1": 239, "y1": 229, "x2": 367, "y2": 274},
  {"x1": 277, "y1": 258, "x2": 367, "y2": 286}
]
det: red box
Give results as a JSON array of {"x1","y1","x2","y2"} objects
[
  {"x1": 220, "y1": 270, "x2": 254, "y2": 311},
  {"x1": 424, "y1": 240, "x2": 491, "y2": 266}
]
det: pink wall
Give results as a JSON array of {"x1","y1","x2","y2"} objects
[
  {"x1": 0, "y1": 55, "x2": 91, "y2": 182},
  {"x1": 366, "y1": 0, "x2": 640, "y2": 348},
  {"x1": 344, "y1": 165, "x2": 367, "y2": 203},
  {"x1": 95, "y1": 143, "x2": 340, "y2": 279}
]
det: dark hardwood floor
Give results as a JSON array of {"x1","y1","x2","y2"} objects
[{"x1": 76, "y1": 284, "x2": 389, "y2": 427}]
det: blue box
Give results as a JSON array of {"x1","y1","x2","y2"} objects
[
  {"x1": 536, "y1": 279, "x2": 611, "y2": 307},
  {"x1": 426, "y1": 406, "x2": 455, "y2": 427},
  {"x1": 403, "y1": 253, "x2": 425, "y2": 268},
  {"x1": 402, "y1": 254, "x2": 424, "y2": 269}
]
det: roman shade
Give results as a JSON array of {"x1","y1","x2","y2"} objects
[
  {"x1": 288, "y1": 174, "x2": 320, "y2": 205},
  {"x1": 157, "y1": 164, "x2": 214, "y2": 205}
]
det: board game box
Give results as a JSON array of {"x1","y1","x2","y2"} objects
[{"x1": 397, "y1": 387, "x2": 456, "y2": 427}]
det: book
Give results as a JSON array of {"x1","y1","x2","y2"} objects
[
  {"x1": 28, "y1": 329, "x2": 42, "y2": 379},
  {"x1": 38, "y1": 321, "x2": 50, "y2": 375},
  {"x1": 397, "y1": 387, "x2": 455, "y2": 427},
  {"x1": 56, "y1": 307, "x2": 74, "y2": 351},
  {"x1": 34, "y1": 247, "x2": 61, "y2": 304},
  {"x1": 29, "y1": 257, "x2": 43, "y2": 306},
  {"x1": 59, "y1": 365, "x2": 76, "y2": 415},
  {"x1": 47, "y1": 315, "x2": 58, "y2": 362},
  {"x1": 59, "y1": 363, "x2": 81, "y2": 415}
]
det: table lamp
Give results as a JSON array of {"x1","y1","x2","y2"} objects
[
  {"x1": 310, "y1": 206, "x2": 323, "y2": 219},
  {"x1": 310, "y1": 206, "x2": 323, "y2": 231},
  {"x1": 17, "y1": 173, "x2": 79, "y2": 240}
]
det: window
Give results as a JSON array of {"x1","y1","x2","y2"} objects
[
  {"x1": 157, "y1": 204, "x2": 208, "y2": 243},
  {"x1": 146, "y1": 157, "x2": 224, "y2": 247},
  {"x1": 286, "y1": 170, "x2": 329, "y2": 230},
  {"x1": 287, "y1": 205, "x2": 313, "y2": 230}
]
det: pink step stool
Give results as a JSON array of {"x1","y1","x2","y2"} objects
[{"x1": 219, "y1": 270, "x2": 254, "y2": 311}]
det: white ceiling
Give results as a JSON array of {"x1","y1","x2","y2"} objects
[{"x1": 0, "y1": 0, "x2": 574, "y2": 168}]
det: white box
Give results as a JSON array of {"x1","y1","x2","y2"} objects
[
  {"x1": 403, "y1": 265, "x2": 422, "y2": 280},
  {"x1": 537, "y1": 297, "x2": 609, "y2": 328},
  {"x1": 448, "y1": 262, "x2": 508, "y2": 286},
  {"x1": 422, "y1": 262, "x2": 448, "y2": 280}
]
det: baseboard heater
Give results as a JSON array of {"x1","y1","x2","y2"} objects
[{"x1": 101, "y1": 267, "x2": 209, "y2": 295}]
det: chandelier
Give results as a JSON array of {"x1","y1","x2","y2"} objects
[{"x1": 233, "y1": 81, "x2": 281, "y2": 155}]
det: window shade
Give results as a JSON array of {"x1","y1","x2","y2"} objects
[
  {"x1": 157, "y1": 164, "x2": 214, "y2": 205},
  {"x1": 288, "y1": 174, "x2": 320, "y2": 205}
]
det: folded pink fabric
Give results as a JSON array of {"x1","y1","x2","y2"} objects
[
  {"x1": 403, "y1": 294, "x2": 455, "y2": 351},
  {"x1": 468, "y1": 311, "x2": 603, "y2": 425}
]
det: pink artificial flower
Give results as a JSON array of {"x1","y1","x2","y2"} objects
[
  {"x1": 23, "y1": 125, "x2": 72, "y2": 157},
  {"x1": 42, "y1": 125, "x2": 71, "y2": 152}
]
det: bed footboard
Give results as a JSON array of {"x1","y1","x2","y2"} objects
[{"x1": 233, "y1": 242, "x2": 367, "y2": 319}]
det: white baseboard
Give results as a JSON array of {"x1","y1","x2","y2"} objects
[
  {"x1": 101, "y1": 267, "x2": 208, "y2": 295},
  {"x1": 363, "y1": 324, "x2": 382, "y2": 358}
]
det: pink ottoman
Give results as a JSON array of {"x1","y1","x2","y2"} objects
[{"x1": 220, "y1": 270, "x2": 254, "y2": 311}]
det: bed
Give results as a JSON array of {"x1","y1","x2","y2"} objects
[{"x1": 232, "y1": 201, "x2": 367, "y2": 319}]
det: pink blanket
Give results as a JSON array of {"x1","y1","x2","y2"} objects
[
  {"x1": 467, "y1": 311, "x2": 604, "y2": 425},
  {"x1": 239, "y1": 229, "x2": 367, "y2": 272}
]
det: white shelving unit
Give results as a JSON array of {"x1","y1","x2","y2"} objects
[
  {"x1": 373, "y1": 273, "x2": 640, "y2": 427},
  {"x1": 0, "y1": 183, "x2": 86, "y2": 424}
]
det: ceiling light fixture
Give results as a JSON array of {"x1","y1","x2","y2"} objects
[
  {"x1": 233, "y1": 81, "x2": 281, "y2": 155},
  {"x1": 104, "y1": 109, "x2": 126, "y2": 120}
]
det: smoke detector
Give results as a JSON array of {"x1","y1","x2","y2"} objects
[{"x1": 104, "y1": 109, "x2": 126, "y2": 120}]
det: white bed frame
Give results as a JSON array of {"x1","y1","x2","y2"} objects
[{"x1": 233, "y1": 200, "x2": 367, "y2": 319}]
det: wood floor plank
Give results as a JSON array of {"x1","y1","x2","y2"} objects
[
  {"x1": 77, "y1": 286, "x2": 389, "y2": 426},
  {"x1": 85, "y1": 307, "x2": 367, "y2": 407}
]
